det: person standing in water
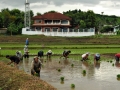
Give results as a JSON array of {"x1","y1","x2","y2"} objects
[{"x1": 31, "y1": 56, "x2": 42, "y2": 77}]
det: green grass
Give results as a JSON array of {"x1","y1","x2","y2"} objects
[
  {"x1": 0, "y1": 48, "x2": 118, "y2": 56},
  {"x1": 0, "y1": 44, "x2": 120, "y2": 48}
]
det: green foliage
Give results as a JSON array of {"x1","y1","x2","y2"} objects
[
  {"x1": 110, "y1": 60, "x2": 113, "y2": 63},
  {"x1": 7, "y1": 22, "x2": 18, "y2": 35},
  {"x1": 100, "y1": 26, "x2": 113, "y2": 33},
  {"x1": 59, "y1": 61, "x2": 60, "y2": 63},
  {"x1": 112, "y1": 63, "x2": 114, "y2": 66},
  {"x1": 60, "y1": 77, "x2": 64, "y2": 81},
  {"x1": 0, "y1": 8, "x2": 30, "y2": 34},
  {"x1": 116, "y1": 30, "x2": 120, "y2": 35},
  {"x1": 80, "y1": 20, "x2": 86, "y2": 28},
  {"x1": 117, "y1": 74, "x2": 120, "y2": 78},
  {"x1": 71, "y1": 64, "x2": 74, "y2": 67},
  {"x1": 58, "y1": 69, "x2": 61, "y2": 72},
  {"x1": 71, "y1": 84, "x2": 75, "y2": 88},
  {"x1": 82, "y1": 70, "x2": 86, "y2": 74}
]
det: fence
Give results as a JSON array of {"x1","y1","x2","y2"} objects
[{"x1": 22, "y1": 28, "x2": 95, "y2": 37}]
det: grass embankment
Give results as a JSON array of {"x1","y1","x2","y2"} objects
[
  {"x1": 0, "y1": 35, "x2": 120, "y2": 56},
  {"x1": 0, "y1": 62, "x2": 57, "y2": 90},
  {"x1": 0, "y1": 34, "x2": 120, "y2": 45}
]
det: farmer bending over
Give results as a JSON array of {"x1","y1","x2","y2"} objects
[
  {"x1": 94, "y1": 53, "x2": 100, "y2": 61},
  {"x1": 115, "y1": 53, "x2": 120, "y2": 61},
  {"x1": 38, "y1": 50, "x2": 44, "y2": 58},
  {"x1": 81, "y1": 52, "x2": 89, "y2": 61},
  {"x1": 46, "y1": 50, "x2": 52, "y2": 59},
  {"x1": 6, "y1": 55, "x2": 20, "y2": 68},
  {"x1": 31, "y1": 56, "x2": 42, "y2": 77},
  {"x1": 61, "y1": 50, "x2": 71, "y2": 58}
]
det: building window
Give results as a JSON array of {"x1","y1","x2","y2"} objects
[
  {"x1": 61, "y1": 20, "x2": 68, "y2": 24},
  {"x1": 35, "y1": 20, "x2": 41, "y2": 23},
  {"x1": 45, "y1": 28, "x2": 50, "y2": 32},
  {"x1": 53, "y1": 28, "x2": 58, "y2": 32},
  {"x1": 53, "y1": 20, "x2": 60, "y2": 24},
  {"x1": 45, "y1": 20, "x2": 52, "y2": 24},
  {"x1": 36, "y1": 27, "x2": 41, "y2": 31}
]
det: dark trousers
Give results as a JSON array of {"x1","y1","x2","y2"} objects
[
  {"x1": 115, "y1": 56, "x2": 119, "y2": 61},
  {"x1": 24, "y1": 54, "x2": 29, "y2": 58}
]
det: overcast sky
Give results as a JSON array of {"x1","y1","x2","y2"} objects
[{"x1": 0, "y1": 0, "x2": 120, "y2": 16}]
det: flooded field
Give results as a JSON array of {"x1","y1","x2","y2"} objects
[{"x1": 18, "y1": 56, "x2": 120, "y2": 90}]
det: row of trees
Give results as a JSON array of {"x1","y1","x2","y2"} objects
[
  {"x1": 63, "y1": 9, "x2": 120, "y2": 33},
  {"x1": 0, "y1": 8, "x2": 34, "y2": 35},
  {"x1": 0, "y1": 8, "x2": 120, "y2": 35}
]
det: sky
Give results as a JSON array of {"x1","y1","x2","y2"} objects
[{"x1": 0, "y1": 0, "x2": 120, "y2": 16}]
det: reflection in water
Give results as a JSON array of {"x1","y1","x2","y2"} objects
[
  {"x1": 115, "y1": 61, "x2": 120, "y2": 68},
  {"x1": 21, "y1": 58, "x2": 32, "y2": 74},
  {"x1": 82, "y1": 61, "x2": 89, "y2": 70},
  {"x1": 94, "y1": 61, "x2": 100, "y2": 69},
  {"x1": 18, "y1": 56, "x2": 120, "y2": 90},
  {"x1": 63, "y1": 58, "x2": 69, "y2": 65}
]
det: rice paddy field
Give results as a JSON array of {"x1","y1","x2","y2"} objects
[{"x1": 0, "y1": 35, "x2": 120, "y2": 90}]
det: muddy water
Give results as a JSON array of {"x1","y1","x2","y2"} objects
[{"x1": 19, "y1": 56, "x2": 120, "y2": 90}]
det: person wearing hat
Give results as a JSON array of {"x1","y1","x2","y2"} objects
[
  {"x1": 23, "y1": 46, "x2": 29, "y2": 59},
  {"x1": 6, "y1": 55, "x2": 20, "y2": 68},
  {"x1": 16, "y1": 51, "x2": 23, "y2": 60},
  {"x1": 46, "y1": 50, "x2": 52, "y2": 59},
  {"x1": 94, "y1": 53, "x2": 100, "y2": 61},
  {"x1": 60, "y1": 50, "x2": 71, "y2": 59},
  {"x1": 81, "y1": 52, "x2": 89, "y2": 61},
  {"x1": 31, "y1": 56, "x2": 42, "y2": 77}
]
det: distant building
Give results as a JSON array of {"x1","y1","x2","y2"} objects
[
  {"x1": 31, "y1": 12, "x2": 72, "y2": 32},
  {"x1": 22, "y1": 12, "x2": 95, "y2": 37}
]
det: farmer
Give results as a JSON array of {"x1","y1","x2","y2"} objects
[
  {"x1": 115, "y1": 53, "x2": 120, "y2": 61},
  {"x1": 16, "y1": 51, "x2": 23, "y2": 60},
  {"x1": 25, "y1": 38, "x2": 29, "y2": 46},
  {"x1": 38, "y1": 50, "x2": 44, "y2": 58},
  {"x1": 61, "y1": 50, "x2": 71, "y2": 58},
  {"x1": 46, "y1": 50, "x2": 52, "y2": 59},
  {"x1": 6, "y1": 55, "x2": 20, "y2": 68},
  {"x1": 81, "y1": 52, "x2": 89, "y2": 61},
  {"x1": 31, "y1": 56, "x2": 42, "y2": 77},
  {"x1": 94, "y1": 53, "x2": 100, "y2": 61},
  {"x1": 24, "y1": 46, "x2": 29, "y2": 59}
]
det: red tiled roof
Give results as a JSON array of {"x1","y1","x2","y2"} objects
[{"x1": 32, "y1": 12, "x2": 71, "y2": 20}]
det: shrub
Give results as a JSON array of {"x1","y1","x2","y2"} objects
[
  {"x1": 58, "y1": 69, "x2": 61, "y2": 72},
  {"x1": 59, "y1": 61, "x2": 60, "y2": 64},
  {"x1": 71, "y1": 64, "x2": 74, "y2": 67},
  {"x1": 112, "y1": 63, "x2": 114, "y2": 66},
  {"x1": 71, "y1": 84, "x2": 75, "y2": 88},
  {"x1": 117, "y1": 74, "x2": 120, "y2": 78},
  {"x1": 82, "y1": 70, "x2": 86, "y2": 74},
  {"x1": 60, "y1": 77, "x2": 64, "y2": 81}
]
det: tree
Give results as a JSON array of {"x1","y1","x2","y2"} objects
[
  {"x1": 36, "y1": 12, "x2": 41, "y2": 16},
  {"x1": 100, "y1": 26, "x2": 113, "y2": 33},
  {"x1": 85, "y1": 10, "x2": 97, "y2": 28},
  {"x1": 7, "y1": 22, "x2": 18, "y2": 35},
  {"x1": 80, "y1": 20, "x2": 86, "y2": 28}
]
